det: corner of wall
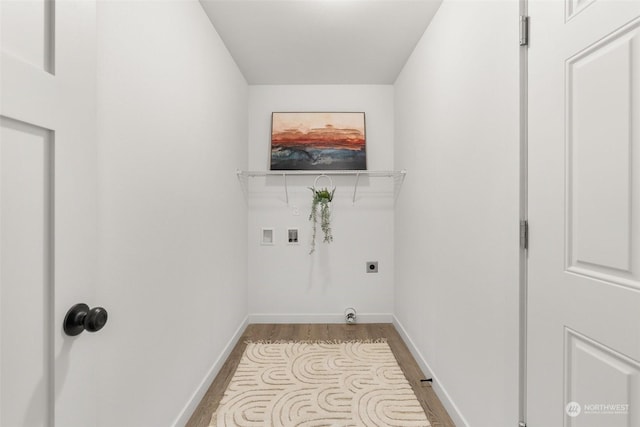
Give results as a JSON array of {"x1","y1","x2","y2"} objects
[
  {"x1": 392, "y1": 316, "x2": 469, "y2": 427},
  {"x1": 172, "y1": 316, "x2": 249, "y2": 427}
]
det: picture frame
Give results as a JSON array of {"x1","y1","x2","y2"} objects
[{"x1": 270, "y1": 112, "x2": 366, "y2": 170}]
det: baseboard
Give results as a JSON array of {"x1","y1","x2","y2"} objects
[
  {"x1": 248, "y1": 312, "x2": 393, "y2": 324},
  {"x1": 392, "y1": 315, "x2": 469, "y2": 427},
  {"x1": 172, "y1": 315, "x2": 249, "y2": 427}
]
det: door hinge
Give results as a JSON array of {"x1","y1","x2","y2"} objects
[
  {"x1": 519, "y1": 15, "x2": 529, "y2": 46},
  {"x1": 520, "y1": 220, "x2": 529, "y2": 250}
]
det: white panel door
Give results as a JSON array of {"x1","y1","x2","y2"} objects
[
  {"x1": 528, "y1": 1, "x2": 640, "y2": 426},
  {"x1": 1, "y1": 1, "x2": 99, "y2": 426}
]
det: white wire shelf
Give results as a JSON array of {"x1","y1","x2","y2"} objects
[{"x1": 236, "y1": 169, "x2": 407, "y2": 204}]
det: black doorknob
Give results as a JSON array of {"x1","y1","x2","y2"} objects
[{"x1": 63, "y1": 303, "x2": 108, "y2": 336}]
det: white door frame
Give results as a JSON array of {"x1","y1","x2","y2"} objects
[{"x1": 519, "y1": 0, "x2": 529, "y2": 425}]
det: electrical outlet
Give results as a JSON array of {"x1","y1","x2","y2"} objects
[{"x1": 366, "y1": 261, "x2": 378, "y2": 273}]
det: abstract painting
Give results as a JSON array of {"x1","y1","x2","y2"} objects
[{"x1": 270, "y1": 112, "x2": 366, "y2": 170}]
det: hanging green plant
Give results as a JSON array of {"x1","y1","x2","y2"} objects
[{"x1": 309, "y1": 175, "x2": 335, "y2": 254}]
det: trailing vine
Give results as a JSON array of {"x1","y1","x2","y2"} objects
[{"x1": 309, "y1": 187, "x2": 335, "y2": 254}]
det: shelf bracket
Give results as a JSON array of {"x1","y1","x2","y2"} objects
[
  {"x1": 394, "y1": 170, "x2": 407, "y2": 204},
  {"x1": 352, "y1": 171, "x2": 361, "y2": 204},
  {"x1": 283, "y1": 172, "x2": 289, "y2": 205},
  {"x1": 236, "y1": 169, "x2": 248, "y2": 204}
]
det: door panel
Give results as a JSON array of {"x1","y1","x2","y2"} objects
[
  {"x1": 1, "y1": 1, "x2": 98, "y2": 426},
  {"x1": 528, "y1": 0, "x2": 640, "y2": 426},
  {"x1": 566, "y1": 0, "x2": 597, "y2": 22},
  {"x1": 565, "y1": 328, "x2": 640, "y2": 427},
  {"x1": 0, "y1": 117, "x2": 53, "y2": 427},
  {"x1": 0, "y1": 0, "x2": 54, "y2": 73},
  {"x1": 567, "y1": 18, "x2": 640, "y2": 288}
]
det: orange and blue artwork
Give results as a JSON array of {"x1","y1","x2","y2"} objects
[{"x1": 270, "y1": 112, "x2": 366, "y2": 170}]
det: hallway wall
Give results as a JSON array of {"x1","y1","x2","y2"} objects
[
  {"x1": 91, "y1": 1, "x2": 522, "y2": 424},
  {"x1": 95, "y1": 1, "x2": 248, "y2": 426},
  {"x1": 394, "y1": 1, "x2": 521, "y2": 426},
  {"x1": 247, "y1": 85, "x2": 395, "y2": 322}
]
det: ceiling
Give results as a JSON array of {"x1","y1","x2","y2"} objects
[{"x1": 199, "y1": 0, "x2": 442, "y2": 85}]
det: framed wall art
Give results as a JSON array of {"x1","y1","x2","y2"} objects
[{"x1": 270, "y1": 112, "x2": 366, "y2": 170}]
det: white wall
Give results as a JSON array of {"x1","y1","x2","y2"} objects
[
  {"x1": 247, "y1": 85, "x2": 395, "y2": 322},
  {"x1": 394, "y1": 1, "x2": 520, "y2": 426},
  {"x1": 95, "y1": 2, "x2": 248, "y2": 426}
]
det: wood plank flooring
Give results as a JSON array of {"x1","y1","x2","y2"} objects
[{"x1": 186, "y1": 323, "x2": 455, "y2": 427}]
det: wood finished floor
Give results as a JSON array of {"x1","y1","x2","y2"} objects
[{"x1": 186, "y1": 323, "x2": 455, "y2": 427}]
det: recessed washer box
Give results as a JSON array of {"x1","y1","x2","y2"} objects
[{"x1": 287, "y1": 228, "x2": 299, "y2": 244}]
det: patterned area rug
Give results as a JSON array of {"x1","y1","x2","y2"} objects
[{"x1": 209, "y1": 340, "x2": 430, "y2": 427}]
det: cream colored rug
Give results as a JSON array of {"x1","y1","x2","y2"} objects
[{"x1": 209, "y1": 340, "x2": 430, "y2": 427}]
